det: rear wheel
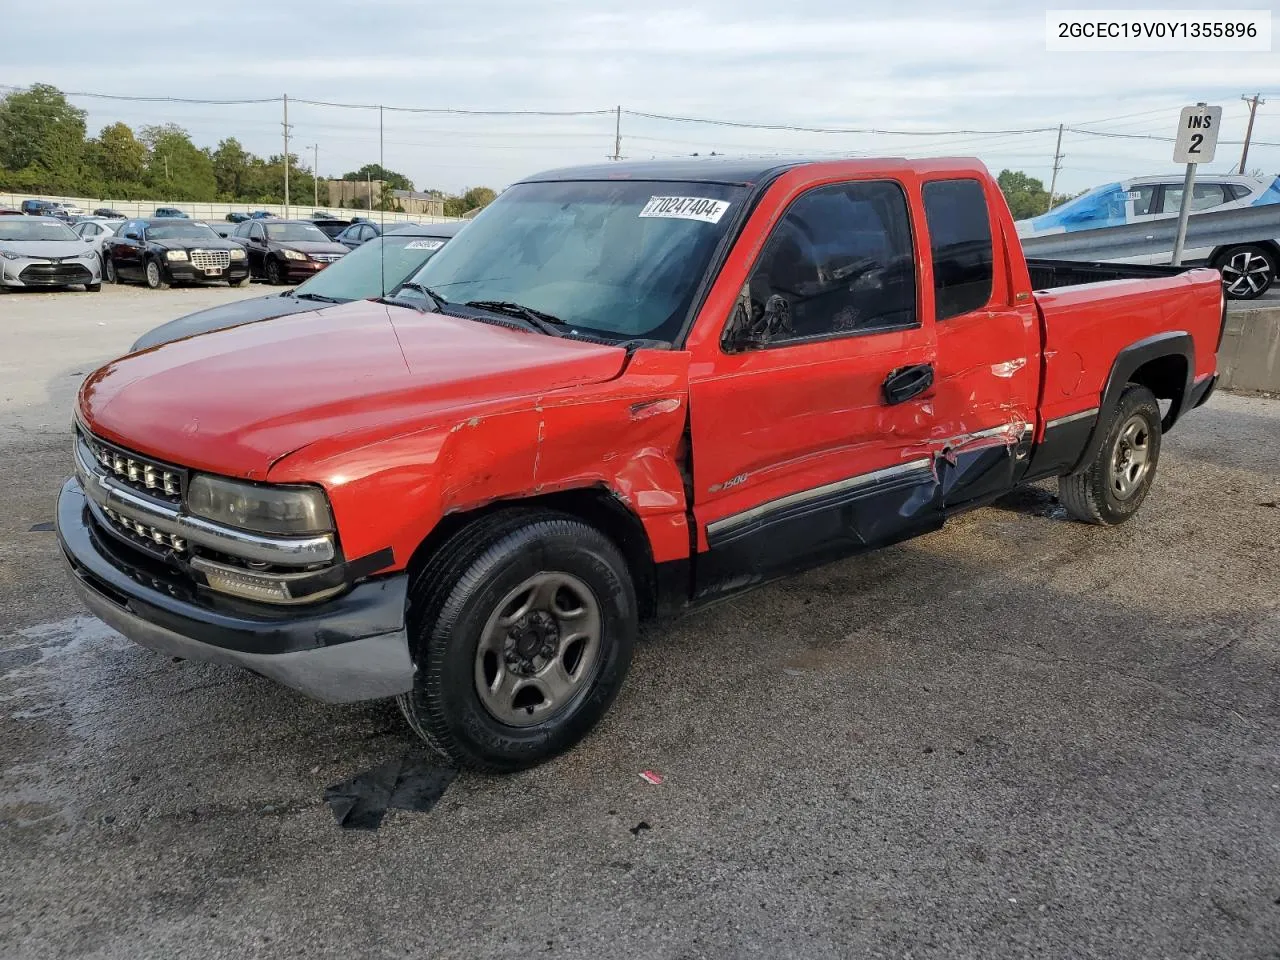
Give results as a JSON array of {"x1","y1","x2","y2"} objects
[
  {"x1": 1059, "y1": 384, "x2": 1162, "y2": 525},
  {"x1": 396, "y1": 510, "x2": 637, "y2": 773},
  {"x1": 144, "y1": 259, "x2": 169, "y2": 290},
  {"x1": 1215, "y1": 244, "x2": 1276, "y2": 300}
]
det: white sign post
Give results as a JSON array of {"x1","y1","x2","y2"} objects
[{"x1": 1171, "y1": 103, "x2": 1222, "y2": 265}]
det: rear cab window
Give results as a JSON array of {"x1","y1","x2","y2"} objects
[{"x1": 922, "y1": 179, "x2": 994, "y2": 320}]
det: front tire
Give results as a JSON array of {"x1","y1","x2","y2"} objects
[
  {"x1": 396, "y1": 510, "x2": 637, "y2": 773},
  {"x1": 144, "y1": 259, "x2": 169, "y2": 290},
  {"x1": 264, "y1": 257, "x2": 283, "y2": 285},
  {"x1": 86, "y1": 282, "x2": 101, "y2": 293},
  {"x1": 103, "y1": 257, "x2": 117, "y2": 285},
  {"x1": 1059, "y1": 384, "x2": 1162, "y2": 525},
  {"x1": 234, "y1": 274, "x2": 252, "y2": 288},
  {"x1": 1215, "y1": 244, "x2": 1276, "y2": 300}
]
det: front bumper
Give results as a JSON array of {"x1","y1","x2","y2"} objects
[
  {"x1": 164, "y1": 261, "x2": 251, "y2": 285},
  {"x1": 1, "y1": 255, "x2": 100, "y2": 288},
  {"x1": 55, "y1": 478, "x2": 414, "y2": 703},
  {"x1": 280, "y1": 259, "x2": 334, "y2": 281}
]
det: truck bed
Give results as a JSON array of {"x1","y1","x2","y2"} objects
[{"x1": 1027, "y1": 258, "x2": 1195, "y2": 292}]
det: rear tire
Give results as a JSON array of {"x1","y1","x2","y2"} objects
[
  {"x1": 1215, "y1": 244, "x2": 1276, "y2": 300},
  {"x1": 1059, "y1": 384, "x2": 1161, "y2": 525},
  {"x1": 396, "y1": 510, "x2": 637, "y2": 773}
]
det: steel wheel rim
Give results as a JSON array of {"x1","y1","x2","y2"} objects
[
  {"x1": 145, "y1": 261, "x2": 160, "y2": 287},
  {"x1": 1220, "y1": 251, "x2": 1272, "y2": 297},
  {"x1": 474, "y1": 571, "x2": 603, "y2": 728},
  {"x1": 1110, "y1": 414, "x2": 1151, "y2": 500}
]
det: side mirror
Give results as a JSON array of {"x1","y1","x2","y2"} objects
[{"x1": 726, "y1": 293, "x2": 793, "y2": 351}]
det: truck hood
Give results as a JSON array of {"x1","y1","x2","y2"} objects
[{"x1": 80, "y1": 301, "x2": 628, "y2": 479}]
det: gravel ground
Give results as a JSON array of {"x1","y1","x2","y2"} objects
[{"x1": 1, "y1": 283, "x2": 1278, "y2": 960}]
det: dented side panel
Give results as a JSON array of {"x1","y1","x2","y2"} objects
[{"x1": 268, "y1": 351, "x2": 692, "y2": 570}]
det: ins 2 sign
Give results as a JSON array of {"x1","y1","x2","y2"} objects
[{"x1": 1173, "y1": 105, "x2": 1222, "y2": 164}]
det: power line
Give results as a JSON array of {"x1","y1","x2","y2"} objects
[{"x1": 622, "y1": 108, "x2": 1059, "y2": 136}]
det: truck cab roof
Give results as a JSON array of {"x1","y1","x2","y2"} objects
[{"x1": 521, "y1": 156, "x2": 917, "y2": 186}]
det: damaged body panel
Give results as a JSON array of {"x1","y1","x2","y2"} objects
[{"x1": 56, "y1": 154, "x2": 1226, "y2": 771}]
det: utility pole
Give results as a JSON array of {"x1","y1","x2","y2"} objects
[
  {"x1": 282, "y1": 94, "x2": 291, "y2": 219},
  {"x1": 163, "y1": 154, "x2": 169, "y2": 183},
  {"x1": 611, "y1": 105, "x2": 622, "y2": 160},
  {"x1": 379, "y1": 105, "x2": 385, "y2": 228},
  {"x1": 1239, "y1": 93, "x2": 1265, "y2": 174},
  {"x1": 310, "y1": 144, "x2": 319, "y2": 209},
  {"x1": 1046, "y1": 123, "x2": 1064, "y2": 212}
]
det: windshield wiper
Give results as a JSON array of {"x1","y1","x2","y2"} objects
[
  {"x1": 294, "y1": 292, "x2": 345, "y2": 304},
  {"x1": 464, "y1": 300, "x2": 568, "y2": 337},
  {"x1": 396, "y1": 282, "x2": 448, "y2": 311}
]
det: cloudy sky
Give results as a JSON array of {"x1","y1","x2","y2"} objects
[{"x1": 4, "y1": 0, "x2": 1278, "y2": 194}]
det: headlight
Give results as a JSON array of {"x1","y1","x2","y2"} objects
[
  {"x1": 165, "y1": 249, "x2": 189, "y2": 261},
  {"x1": 187, "y1": 474, "x2": 334, "y2": 536},
  {"x1": 281, "y1": 249, "x2": 306, "y2": 261},
  {"x1": 229, "y1": 248, "x2": 246, "y2": 260},
  {"x1": 78, "y1": 250, "x2": 97, "y2": 260},
  {"x1": 0, "y1": 250, "x2": 19, "y2": 260}
]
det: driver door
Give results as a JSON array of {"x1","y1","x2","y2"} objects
[{"x1": 686, "y1": 177, "x2": 941, "y2": 595}]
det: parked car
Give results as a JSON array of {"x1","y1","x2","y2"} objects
[
  {"x1": 311, "y1": 218, "x2": 352, "y2": 240},
  {"x1": 101, "y1": 218, "x2": 249, "y2": 289},
  {"x1": 131, "y1": 221, "x2": 465, "y2": 350},
  {"x1": 0, "y1": 215, "x2": 102, "y2": 291},
  {"x1": 46, "y1": 202, "x2": 85, "y2": 220},
  {"x1": 231, "y1": 218, "x2": 348, "y2": 284},
  {"x1": 153, "y1": 207, "x2": 188, "y2": 219},
  {"x1": 0, "y1": 207, "x2": 22, "y2": 216},
  {"x1": 334, "y1": 220, "x2": 380, "y2": 249},
  {"x1": 310, "y1": 210, "x2": 337, "y2": 219},
  {"x1": 72, "y1": 217, "x2": 126, "y2": 267},
  {"x1": 247, "y1": 210, "x2": 277, "y2": 220},
  {"x1": 20, "y1": 199, "x2": 56, "y2": 216},
  {"x1": 208, "y1": 221, "x2": 242, "y2": 240},
  {"x1": 1018, "y1": 173, "x2": 1280, "y2": 299},
  {"x1": 94, "y1": 207, "x2": 125, "y2": 219},
  {"x1": 225, "y1": 212, "x2": 251, "y2": 223},
  {"x1": 57, "y1": 157, "x2": 1225, "y2": 772}
]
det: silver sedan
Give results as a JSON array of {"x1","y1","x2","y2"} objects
[{"x1": 0, "y1": 216, "x2": 103, "y2": 292}]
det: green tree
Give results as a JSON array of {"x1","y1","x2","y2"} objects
[
  {"x1": 996, "y1": 169, "x2": 1053, "y2": 220},
  {"x1": 87, "y1": 122, "x2": 147, "y2": 195},
  {"x1": 210, "y1": 137, "x2": 251, "y2": 198},
  {"x1": 0, "y1": 83, "x2": 88, "y2": 192},
  {"x1": 341, "y1": 163, "x2": 413, "y2": 192},
  {"x1": 140, "y1": 123, "x2": 217, "y2": 200}
]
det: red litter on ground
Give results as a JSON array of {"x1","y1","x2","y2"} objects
[{"x1": 639, "y1": 770, "x2": 663, "y2": 785}]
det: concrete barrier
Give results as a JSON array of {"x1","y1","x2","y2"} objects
[{"x1": 1219, "y1": 302, "x2": 1280, "y2": 394}]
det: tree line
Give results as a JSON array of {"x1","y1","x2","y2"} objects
[{"x1": 0, "y1": 84, "x2": 496, "y2": 214}]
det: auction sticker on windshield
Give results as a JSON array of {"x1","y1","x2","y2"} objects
[
  {"x1": 639, "y1": 196, "x2": 731, "y2": 223},
  {"x1": 405, "y1": 239, "x2": 445, "y2": 250}
]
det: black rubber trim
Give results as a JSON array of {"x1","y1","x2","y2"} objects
[
  {"x1": 1070, "y1": 331, "x2": 1194, "y2": 474},
  {"x1": 57, "y1": 479, "x2": 407, "y2": 656},
  {"x1": 1022, "y1": 416, "x2": 1096, "y2": 482},
  {"x1": 1189, "y1": 374, "x2": 1218, "y2": 409}
]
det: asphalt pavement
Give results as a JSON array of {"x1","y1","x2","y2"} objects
[{"x1": 1, "y1": 283, "x2": 1278, "y2": 959}]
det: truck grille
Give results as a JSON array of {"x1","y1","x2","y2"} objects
[
  {"x1": 190, "y1": 249, "x2": 231, "y2": 270},
  {"x1": 101, "y1": 506, "x2": 188, "y2": 554},
  {"x1": 80, "y1": 429, "x2": 186, "y2": 504}
]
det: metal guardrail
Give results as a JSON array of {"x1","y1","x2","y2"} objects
[{"x1": 1020, "y1": 204, "x2": 1280, "y2": 262}]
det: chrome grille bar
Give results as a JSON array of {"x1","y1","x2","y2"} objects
[{"x1": 190, "y1": 249, "x2": 232, "y2": 270}]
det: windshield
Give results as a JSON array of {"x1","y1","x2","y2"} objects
[
  {"x1": 294, "y1": 234, "x2": 450, "y2": 301},
  {"x1": 0, "y1": 219, "x2": 78, "y2": 242},
  {"x1": 266, "y1": 222, "x2": 330, "y2": 242},
  {"x1": 403, "y1": 180, "x2": 745, "y2": 342},
  {"x1": 148, "y1": 222, "x2": 218, "y2": 240}
]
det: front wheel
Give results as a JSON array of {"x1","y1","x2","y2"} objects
[
  {"x1": 264, "y1": 257, "x2": 283, "y2": 285},
  {"x1": 234, "y1": 274, "x2": 252, "y2": 288},
  {"x1": 86, "y1": 282, "x2": 101, "y2": 293},
  {"x1": 1059, "y1": 384, "x2": 1162, "y2": 525},
  {"x1": 103, "y1": 257, "x2": 117, "y2": 284},
  {"x1": 144, "y1": 259, "x2": 169, "y2": 290},
  {"x1": 396, "y1": 511, "x2": 637, "y2": 773},
  {"x1": 1215, "y1": 244, "x2": 1276, "y2": 300}
]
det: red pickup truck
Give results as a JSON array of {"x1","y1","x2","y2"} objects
[{"x1": 58, "y1": 157, "x2": 1225, "y2": 772}]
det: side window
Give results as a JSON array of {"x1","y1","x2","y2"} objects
[
  {"x1": 251, "y1": 223, "x2": 265, "y2": 241},
  {"x1": 1131, "y1": 185, "x2": 1158, "y2": 215},
  {"x1": 922, "y1": 179, "x2": 994, "y2": 321},
  {"x1": 1163, "y1": 183, "x2": 1227, "y2": 212},
  {"x1": 1226, "y1": 183, "x2": 1251, "y2": 201},
  {"x1": 742, "y1": 180, "x2": 916, "y2": 342}
]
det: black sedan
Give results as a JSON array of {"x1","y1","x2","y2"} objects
[
  {"x1": 101, "y1": 219, "x2": 251, "y2": 290},
  {"x1": 130, "y1": 220, "x2": 465, "y2": 350},
  {"x1": 231, "y1": 218, "x2": 350, "y2": 284}
]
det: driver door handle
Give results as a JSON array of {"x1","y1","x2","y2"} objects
[{"x1": 882, "y1": 363, "x2": 934, "y2": 405}]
